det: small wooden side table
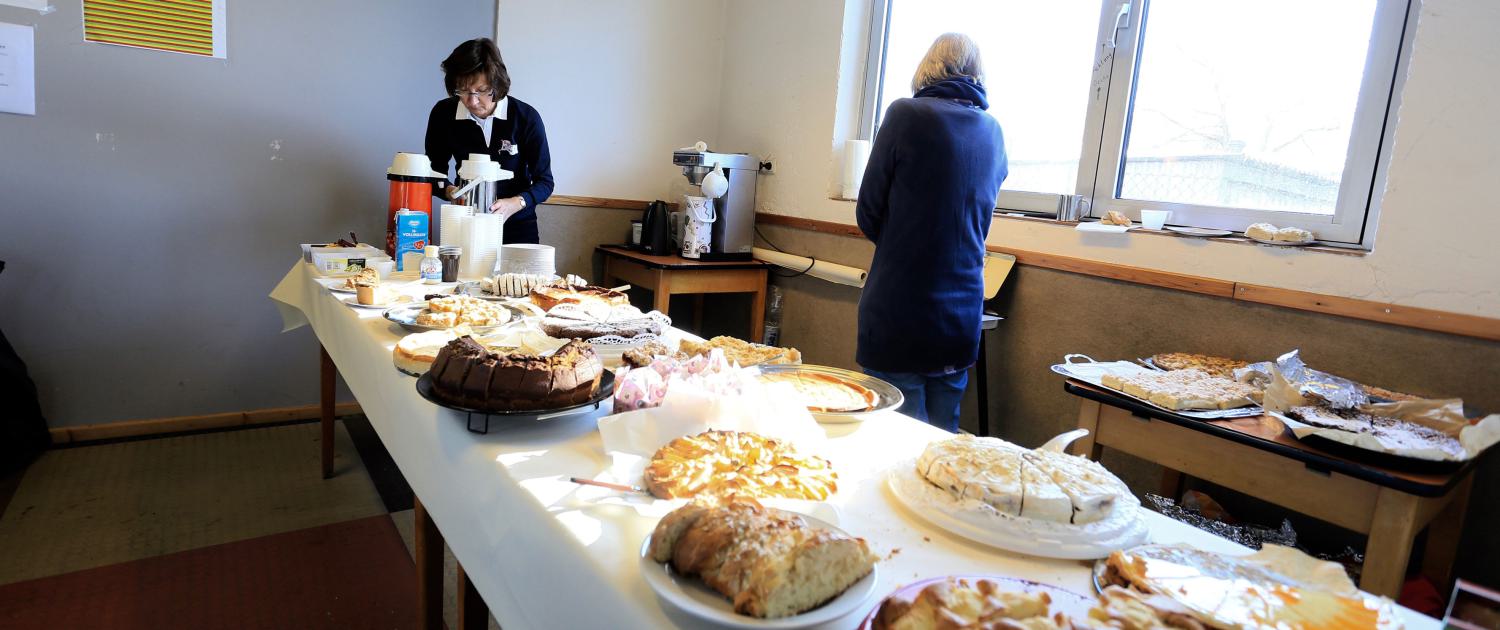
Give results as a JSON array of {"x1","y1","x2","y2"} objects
[
  {"x1": 597, "y1": 245, "x2": 770, "y2": 342},
  {"x1": 1064, "y1": 379, "x2": 1479, "y2": 599}
]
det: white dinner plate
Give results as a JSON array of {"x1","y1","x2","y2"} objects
[
  {"x1": 318, "y1": 278, "x2": 357, "y2": 293},
  {"x1": 639, "y1": 512, "x2": 879, "y2": 629},
  {"x1": 884, "y1": 459, "x2": 1148, "y2": 560},
  {"x1": 337, "y1": 293, "x2": 414, "y2": 309},
  {"x1": 1165, "y1": 226, "x2": 1232, "y2": 238}
]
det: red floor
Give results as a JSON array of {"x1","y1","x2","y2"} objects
[{"x1": 0, "y1": 515, "x2": 418, "y2": 629}]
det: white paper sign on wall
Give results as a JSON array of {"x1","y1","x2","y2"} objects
[
  {"x1": 0, "y1": 1, "x2": 49, "y2": 11},
  {"x1": 0, "y1": 22, "x2": 36, "y2": 116}
]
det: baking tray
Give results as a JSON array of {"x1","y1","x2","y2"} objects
[{"x1": 1051, "y1": 355, "x2": 1262, "y2": 420}]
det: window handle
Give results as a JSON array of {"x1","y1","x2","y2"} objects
[{"x1": 1106, "y1": 2, "x2": 1132, "y2": 49}]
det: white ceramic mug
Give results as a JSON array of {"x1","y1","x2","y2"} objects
[{"x1": 1140, "y1": 209, "x2": 1172, "y2": 230}]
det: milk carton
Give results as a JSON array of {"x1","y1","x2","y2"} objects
[{"x1": 394, "y1": 209, "x2": 429, "y2": 272}]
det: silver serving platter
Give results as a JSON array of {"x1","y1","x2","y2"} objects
[
  {"x1": 381, "y1": 302, "x2": 530, "y2": 333},
  {"x1": 756, "y1": 363, "x2": 903, "y2": 424},
  {"x1": 454, "y1": 281, "x2": 511, "y2": 301}
]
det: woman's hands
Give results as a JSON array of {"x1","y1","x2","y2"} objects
[
  {"x1": 490, "y1": 196, "x2": 526, "y2": 219},
  {"x1": 445, "y1": 188, "x2": 523, "y2": 220}
]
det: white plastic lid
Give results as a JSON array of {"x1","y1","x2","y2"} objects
[
  {"x1": 388, "y1": 152, "x2": 447, "y2": 179},
  {"x1": 458, "y1": 156, "x2": 509, "y2": 182},
  {"x1": 424, "y1": 245, "x2": 439, "y2": 257}
]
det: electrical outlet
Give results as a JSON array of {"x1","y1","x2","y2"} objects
[{"x1": 758, "y1": 157, "x2": 775, "y2": 174}]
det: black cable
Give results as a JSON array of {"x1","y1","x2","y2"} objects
[{"x1": 754, "y1": 225, "x2": 817, "y2": 278}]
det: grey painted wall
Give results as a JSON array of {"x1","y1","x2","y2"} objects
[{"x1": 0, "y1": 0, "x2": 492, "y2": 426}]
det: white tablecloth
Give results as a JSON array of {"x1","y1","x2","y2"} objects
[{"x1": 269, "y1": 262, "x2": 1436, "y2": 630}]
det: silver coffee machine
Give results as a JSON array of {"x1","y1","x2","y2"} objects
[{"x1": 673, "y1": 150, "x2": 758, "y2": 261}]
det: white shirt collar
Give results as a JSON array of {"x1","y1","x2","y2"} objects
[{"x1": 455, "y1": 96, "x2": 508, "y2": 121}]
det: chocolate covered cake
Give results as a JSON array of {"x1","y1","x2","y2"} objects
[{"x1": 426, "y1": 337, "x2": 604, "y2": 412}]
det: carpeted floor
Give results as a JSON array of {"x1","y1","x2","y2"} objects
[
  {"x1": 0, "y1": 514, "x2": 418, "y2": 629},
  {"x1": 0, "y1": 417, "x2": 499, "y2": 630},
  {"x1": 0, "y1": 422, "x2": 385, "y2": 584}
]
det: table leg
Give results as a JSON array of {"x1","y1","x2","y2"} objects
[
  {"x1": 414, "y1": 497, "x2": 445, "y2": 630},
  {"x1": 1160, "y1": 469, "x2": 1186, "y2": 503},
  {"x1": 319, "y1": 345, "x2": 335, "y2": 479},
  {"x1": 1421, "y1": 476, "x2": 1472, "y2": 591},
  {"x1": 975, "y1": 332, "x2": 989, "y2": 437},
  {"x1": 1072, "y1": 399, "x2": 1103, "y2": 459},
  {"x1": 457, "y1": 560, "x2": 488, "y2": 630},
  {"x1": 693, "y1": 294, "x2": 705, "y2": 335},
  {"x1": 1362, "y1": 487, "x2": 1421, "y2": 598},
  {"x1": 653, "y1": 270, "x2": 672, "y2": 315},
  {"x1": 749, "y1": 273, "x2": 766, "y2": 344}
]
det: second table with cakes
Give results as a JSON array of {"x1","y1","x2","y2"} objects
[{"x1": 270, "y1": 260, "x2": 1443, "y2": 630}]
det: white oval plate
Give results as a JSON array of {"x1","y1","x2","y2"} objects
[
  {"x1": 318, "y1": 278, "x2": 358, "y2": 293},
  {"x1": 885, "y1": 460, "x2": 1148, "y2": 560},
  {"x1": 338, "y1": 294, "x2": 414, "y2": 309},
  {"x1": 1075, "y1": 221, "x2": 1132, "y2": 233},
  {"x1": 1248, "y1": 236, "x2": 1317, "y2": 247},
  {"x1": 639, "y1": 512, "x2": 878, "y2": 629},
  {"x1": 1165, "y1": 226, "x2": 1232, "y2": 238}
]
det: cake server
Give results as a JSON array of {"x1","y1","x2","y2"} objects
[{"x1": 569, "y1": 477, "x2": 649, "y2": 495}]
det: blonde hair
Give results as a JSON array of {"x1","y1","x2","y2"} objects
[{"x1": 911, "y1": 33, "x2": 984, "y2": 93}]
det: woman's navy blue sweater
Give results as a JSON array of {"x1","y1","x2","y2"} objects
[{"x1": 855, "y1": 78, "x2": 1008, "y2": 374}]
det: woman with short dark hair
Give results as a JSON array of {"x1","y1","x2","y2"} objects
[
  {"x1": 425, "y1": 38, "x2": 554, "y2": 244},
  {"x1": 855, "y1": 33, "x2": 1008, "y2": 432}
]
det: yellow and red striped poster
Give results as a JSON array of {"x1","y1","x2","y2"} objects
[{"x1": 83, "y1": 0, "x2": 226, "y2": 58}]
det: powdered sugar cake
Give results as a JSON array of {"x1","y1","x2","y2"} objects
[{"x1": 1101, "y1": 368, "x2": 1258, "y2": 410}]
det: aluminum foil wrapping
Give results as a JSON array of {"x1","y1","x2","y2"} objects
[
  {"x1": 1143, "y1": 494, "x2": 1297, "y2": 550},
  {"x1": 1240, "y1": 349, "x2": 1369, "y2": 411},
  {"x1": 1144, "y1": 493, "x2": 1365, "y2": 582}
]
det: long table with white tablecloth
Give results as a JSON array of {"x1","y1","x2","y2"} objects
[{"x1": 269, "y1": 262, "x2": 1435, "y2": 629}]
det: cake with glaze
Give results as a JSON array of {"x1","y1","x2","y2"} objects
[
  {"x1": 540, "y1": 303, "x2": 664, "y2": 340},
  {"x1": 426, "y1": 336, "x2": 604, "y2": 412}
]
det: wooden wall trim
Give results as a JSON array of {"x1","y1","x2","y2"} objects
[
  {"x1": 1235, "y1": 284, "x2": 1500, "y2": 342},
  {"x1": 755, "y1": 212, "x2": 1500, "y2": 342},
  {"x1": 545, "y1": 195, "x2": 676, "y2": 211},
  {"x1": 756, "y1": 212, "x2": 866, "y2": 238},
  {"x1": 48, "y1": 402, "x2": 362, "y2": 444},
  {"x1": 986, "y1": 246, "x2": 1237, "y2": 298}
]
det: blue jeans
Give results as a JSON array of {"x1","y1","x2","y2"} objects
[{"x1": 863, "y1": 368, "x2": 968, "y2": 433}]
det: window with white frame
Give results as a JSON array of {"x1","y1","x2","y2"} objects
[{"x1": 861, "y1": 0, "x2": 1414, "y2": 247}]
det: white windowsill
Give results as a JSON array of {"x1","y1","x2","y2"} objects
[{"x1": 825, "y1": 194, "x2": 1369, "y2": 256}]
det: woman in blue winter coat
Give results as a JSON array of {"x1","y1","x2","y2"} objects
[{"x1": 855, "y1": 33, "x2": 1009, "y2": 432}]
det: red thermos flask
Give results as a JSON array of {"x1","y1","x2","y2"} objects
[{"x1": 385, "y1": 153, "x2": 448, "y2": 256}]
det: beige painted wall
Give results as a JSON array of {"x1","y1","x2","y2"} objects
[
  {"x1": 497, "y1": 0, "x2": 730, "y2": 202},
  {"x1": 717, "y1": 0, "x2": 1500, "y2": 317}
]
